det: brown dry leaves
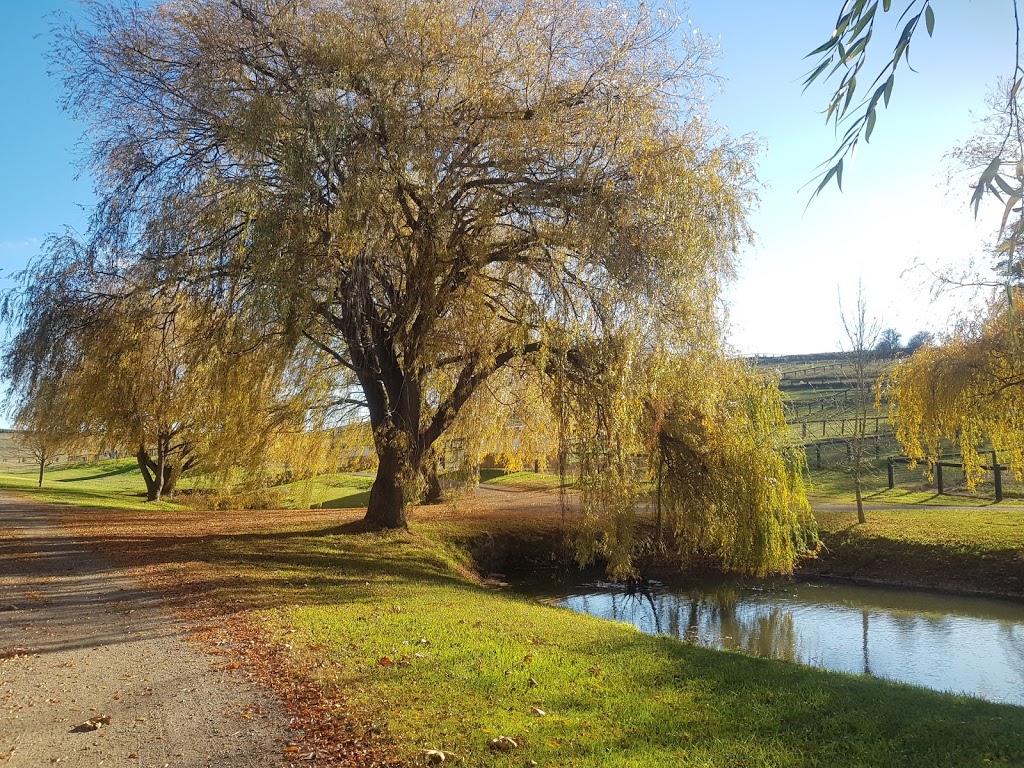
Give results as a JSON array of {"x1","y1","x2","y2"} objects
[{"x1": 57, "y1": 506, "x2": 403, "y2": 767}]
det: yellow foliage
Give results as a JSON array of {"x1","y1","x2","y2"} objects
[
  {"x1": 560, "y1": 327, "x2": 816, "y2": 579},
  {"x1": 887, "y1": 289, "x2": 1024, "y2": 488}
]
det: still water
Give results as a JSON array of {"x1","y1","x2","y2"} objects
[{"x1": 542, "y1": 579, "x2": 1024, "y2": 706}]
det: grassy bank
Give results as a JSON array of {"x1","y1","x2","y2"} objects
[
  {"x1": 0, "y1": 460, "x2": 182, "y2": 512},
  {"x1": 7, "y1": 460, "x2": 1024, "y2": 597},
  {"x1": 810, "y1": 507, "x2": 1024, "y2": 597},
  {"x1": 42, "y1": 498, "x2": 1023, "y2": 767}
]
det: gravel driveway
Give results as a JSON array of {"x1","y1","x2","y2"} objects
[{"x1": 0, "y1": 494, "x2": 288, "y2": 767}]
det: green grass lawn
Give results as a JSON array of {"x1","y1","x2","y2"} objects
[
  {"x1": 8, "y1": 457, "x2": 1024, "y2": 764},
  {"x1": 479, "y1": 469, "x2": 572, "y2": 490},
  {"x1": 810, "y1": 506, "x2": 1024, "y2": 595},
  {"x1": 0, "y1": 459, "x2": 182, "y2": 511},
  {"x1": 265, "y1": 529, "x2": 1024, "y2": 767},
  {"x1": 0, "y1": 459, "x2": 375, "y2": 512},
  {"x1": 808, "y1": 463, "x2": 1024, "y2": 506}
]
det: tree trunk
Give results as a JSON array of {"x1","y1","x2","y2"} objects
[
  {"x1": 654, "y1": 452, "x2": 664, "y2": 550},
  {"x1": 161, "y1": 462, "x2": 183, "y2": 498},
  {"x1": 151, "y1": 435, "x2": 168, "y2": 503},
  {"x1": 855, "y1": 476, "x2": 866, "y2": 524},
  {"x1": 136, "y1": 446, "x2": 160, "y2": 502},
  {"x1": 365, "y1": 443, "x2": 416, "y2": 528},
  {"x1": 422, "y1": 449, "x2": 444, "y2": 505},
  {"x1": 37, "y1": 450, "x2": 47, "y2": 488}
]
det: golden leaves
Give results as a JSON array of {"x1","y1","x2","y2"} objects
[{"x1": 887, "y1": 289, "x2": 1024, "y2": 490}]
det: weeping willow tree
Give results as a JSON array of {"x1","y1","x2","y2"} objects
[
  {"x1": 558, "y1": 328, "x2": 816, "y2": 580},
  {"x1": 48, "y1": 0, "x2": 756, "y2": 528},
  {"x1": 886, "y1": 289, "x2": 1024, "y2": 489},
  {"x1": 3, "y1": 237, "x2": 340, "y2": 501}
]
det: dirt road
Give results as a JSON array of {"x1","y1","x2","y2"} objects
[{"x1": 0, "y1": 494, "x2": 288, "y2": 767}]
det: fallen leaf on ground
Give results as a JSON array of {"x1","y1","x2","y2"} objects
[
  {"x1": 488, "y1": 736, "x2": 519, "y2": 752},
  {"x1": 378, "y1": 656, "x2": 394, "y2": 667},
  {"x1": 72, "y1": 715, "x2": 112, "y2": 733},
  {"x1": 530, "y1": 707, "x2": 546, "y2": 716}
]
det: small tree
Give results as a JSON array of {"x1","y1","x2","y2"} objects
[
  {"x1": 888, "y1": 289, "x2": 1024, "y2": 488},
  {"x1": 4, "y1": 241, "x2": 337, "y2": 501},
  {"x1": 13, "y1": 378, "x2": 88, "y2": 487},
  {"x1": 840, "y1": 284, "x2": 882, "y2": 524},
  {"x1": 875, "y1": 328, "x2": 902, "y2": 356},
  {"x1": 905, "y1": 330, "x2": 932, "y2": 353}
]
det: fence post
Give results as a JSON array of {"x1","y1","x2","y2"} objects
[
  {"x1": 841, "y1": 419, "x2": 845, "y2": 435},
  {"x1": 993, "y1": 450, "x2": 1003, "y2": 503},
  {"x1": 822, "y1": 420, "x2": 826, "y2": 436},
  {"x1": 815, "y1": 443, "x2": 821, "y2": 469},
  {"x1": 802, "y1": 422, "x2": 807, "y2": 437},
  {"x1": 937, "y1": 463, "x2": 944, "y2": 495},
  {"x1": 887, "y1": 458, "x2": 894, "y2": 489}
]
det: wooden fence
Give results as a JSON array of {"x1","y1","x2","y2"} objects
[
  {"x1": 795, "y1": 417, "x2": 892, "y2": 438},
  {"x1": 808, "y1": 435, "x2": 892, "y2": 469},
  {"x1": 785, "y1": 391, "x2": 854, "y2": 415},
  {"x1": 887, "y1": 452, "x2": 1008, "y2": 502},
  {"x1": 780, "y1": 362, "x2": 851, "y2": 380}
]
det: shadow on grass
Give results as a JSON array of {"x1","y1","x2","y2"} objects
[
  {"x1": 4, "y1": 507, "x2": 476, "y2": 617},
  {"x1": 318, "y1": 490, "x2": 371, "y2": 509},
  {"x1": 574, "y1": 631, "x2": 1024, "y2": 767},
  {"x1": 808, "y1": 527, "x2": 1024, "y2": 595},
  {"x1": 56, "y1": 463, "x2": 139, "y2": 482},
  {"x1": 10, "y1": 483, "x2": 154, "y2": 508}
]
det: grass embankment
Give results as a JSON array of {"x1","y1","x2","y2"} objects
[
  {"x1": 33, "y1": 493, "x2": 1021, "y2": 766},
  {"x1": 478, "y1": 468, "x2": 571, "y2": 490},
  {"x1": 0, "y1": 460, "x2": 181, "y2": 512},
  {"x1": 809, "y1": 463, "x2": 1024, "y2": 505},
  {"x1": 810, "y1": 507, "x2": 1024, "y2": 597}
]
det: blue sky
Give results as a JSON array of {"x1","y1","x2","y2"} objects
[{"x1": 0, "y1": 1, "x2": 1014, "y2": 359}]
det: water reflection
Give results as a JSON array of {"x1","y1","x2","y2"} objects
[{"x1": 543, "y1": 579, "x2": 1024, "y2": 706}]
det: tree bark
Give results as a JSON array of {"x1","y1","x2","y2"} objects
[
  {"x1": 365, "y1": 442, "x2": 416, "y2": 528},
  {"x1": 152, "y1": 435, "x2": 168, "y2": 503},
  {"x1": 161, "y1": 461, "x2": 183, "y2": 498},
  {"x1": 855, "y1": 477, "x2": 866, "y2": 524},
  {"x1": 422, "y1": 448, "x2": 444, "y2": 504},
  {"x1": 136, "y1": 446, "x2": 160, "y2": 502},
  {"x1": 37, "y1": 449, "x2": 47, "y2": 488}
]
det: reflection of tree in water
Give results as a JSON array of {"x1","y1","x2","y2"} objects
[
  {"x1": 998, "y1": 623, "x2": 1024, "y2": 693},
  {"x1": 563, "y1": 581, "x2": 1024, "y2": 704},
  {"x1": 886, "y1": 611, "x2": 955, "y2": 644},
  {"x1": 862, "y1": 610, "x2": 871, "y2": 676},
  {"x1": 614, "y1": 584, "x2": 800, "y2": 663}
]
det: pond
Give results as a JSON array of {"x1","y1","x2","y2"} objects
[{"x1": 531, "y1": 577, "x2": 1024, "y2": 706}]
